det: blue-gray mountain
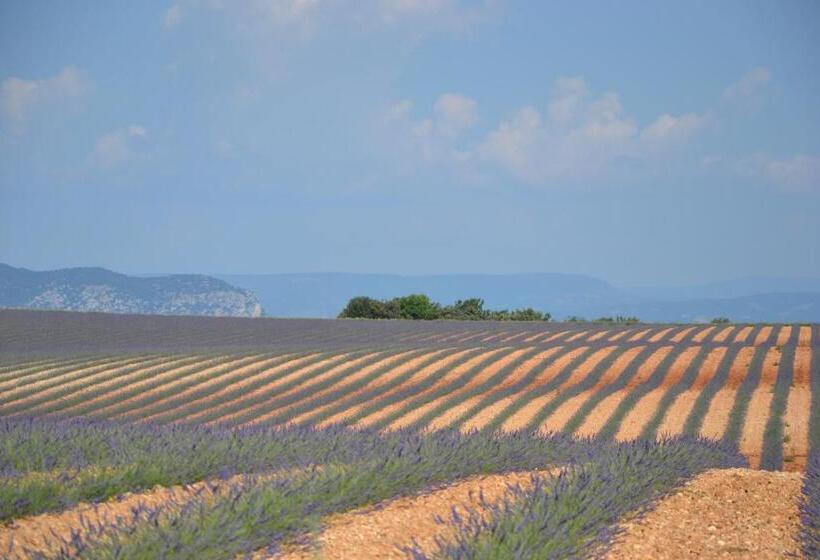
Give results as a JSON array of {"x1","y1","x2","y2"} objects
[
  {"x1": 218, "y1": 272, "x2": 820, "y2": 323},
  {"x1": 0, "y1": 264, "x2": 262, "y2": 317}
]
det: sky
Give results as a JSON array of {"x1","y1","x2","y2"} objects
[{"x1": 1, "y1": 1, "x2": 819, "y2": 286}]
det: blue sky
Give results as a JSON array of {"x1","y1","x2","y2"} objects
[{"x1": 1, "y1": 1, "x2": 818, "y2": 286}]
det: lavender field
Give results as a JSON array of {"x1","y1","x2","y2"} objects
[{"x1": 0, "y1": 309, "x2": 818, "y2": 558}]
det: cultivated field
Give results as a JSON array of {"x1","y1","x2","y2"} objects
[{"x1": 1, "y1": 309, "x2": 819, "y2": 559}]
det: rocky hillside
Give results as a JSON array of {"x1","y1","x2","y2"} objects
[{"x1": 0, "y1": 264, "x2": 263, "y2": 317}]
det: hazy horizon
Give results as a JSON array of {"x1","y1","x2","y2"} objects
[{"x1": 2, "y1": 1, "x2": 819, "y2": 286}]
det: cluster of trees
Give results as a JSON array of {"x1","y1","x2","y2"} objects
[{"x1": 338, "y1": 295, "x2": 551, "y2": 321}]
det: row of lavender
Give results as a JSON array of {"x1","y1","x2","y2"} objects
[
  {"x1": 2, "y1": 309, "x2": 817, "y2": 360},
  {"x1": 2, "y1": 417, "x2": 744, "y2": 559}
]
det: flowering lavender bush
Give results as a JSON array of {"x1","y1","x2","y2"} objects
[
  {"x1": 801, "y1": 451, "x2": 820, "y2": 559},
  {"x1": 406, "y1": 438, "x2": 745, "y2": 560}
]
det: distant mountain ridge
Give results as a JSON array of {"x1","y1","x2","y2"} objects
[
  {"x1": 0, "y1": 264, "x2": 262, "y2": 317},
  {"x1": 218, "y1": 272, "x2": 820, "y2": 323}
]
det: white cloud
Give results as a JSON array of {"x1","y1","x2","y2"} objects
[
  {"x1": 765, "y1": 155, "x2": 820, "y2": 190},
  {"x1": 385, "y1": 77, "x2": 711, "y2": 185},
  {"x1": 433, "y1": 93, "x2": 478, "y2": 137},
  {"x1": 724, "y1": 66, "x2": 770, "y2": 100},
  {"x1": 0, "y1": 66, "x2": 92, "y2": 130},
  {"x1": 92, "y1": 125, "x2": 149, "y2": 168},
  {"x1": 640, "y1": 112, "x2": 710, "y2": 144},
  {"x1": 163, "y1": 4, "x2": 183, "y2": 29}
]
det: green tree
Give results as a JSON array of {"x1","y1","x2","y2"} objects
[{"x1": 394, "y1": 294, "x2": 441, "y2": 320}]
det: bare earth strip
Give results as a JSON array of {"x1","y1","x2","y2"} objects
[
  {"x1": 799, "y1": 326, "x2": 813, "y2": 347},
  {"x1": 426, "y1": 349, "x2": 558, "y2": 431},
  {"x1": 739, "y1": 347, "x2": 781, "y2": 468},
  {"x1": 457, "y1": 347, "x2": 564, "y2": 432},
  {"x1": 539, "y1": 347, "x2": 645, "y2": 434},
  {"x1": 185, "y1": 353, "x2": 351, "y2": 426},
  {"x1": 266, "y1": 470, "x2": 557, "y2": 560},
  {"x1": 388, "y1": 349, "x2": 529, "y2": 431},
  {"x1": 698, "y1": 347, "x2": 755, "y2": 441},
  {"x1": 286, "y1": 350, "x2": 448, "y2": 427},
  {"x1": 235, "y1": 352, "x2": 387, "y2": 427},
  {"x1": 711, "y1": 326, "x2": 735, "y2": 343},
  {"x1": 141, "y1": 353, "x2": 320, "y2": 423},
  {"x1": 616, "y1": 346, "x2": 702, "y2": 441},
  {"x1": 628, "y1": 329, "x2": 653, "y2": 342},
  {"x1": 656, "y1": 347, "x2": 727, "y2": 437},
  {"x1": 586, "y1": 330, "x2": 611, "y2": 342},
  {"x1": 606, "y1": 469, "x2": 802, "y2": 560},
  {"x1": 670, "y1": 326, "x2": 697, "y2": 342},
  {"x1": 498, "y1": 346, "x2": 601, "y2": 432},
  {"x1": 355, "y1": 349, "x2": 506, "y2": 429},
  {"x1": 607, "y1": 330, "x2": 633, "y2": 342},
  {"x1": 692, "y1": 326, "x2": 716, "y2": 343},
  {"x1": 574, "y1": 346, "x2": 674, "y2": 438},
  {"x1": 732, "y1": 326, "x2": 753, "y2": 343},
  {"x1": 783, "y1": 346, "x2": 813, "y2": 471},
  {"x1": 118, "y1": 355, "x2": 293, "y2": 421},
  {"x1": 317, "y1": 350, "x2": 474, "y2": 428},
  {"x1": 648, "y1": 327, "x2": 675, "y2": 343},
  {"x1": 776, "y1": 326, "x2": 793, "y2": 347},
  {"x1": 753, "y1": 326, "x2": 773, "y2": 346}
]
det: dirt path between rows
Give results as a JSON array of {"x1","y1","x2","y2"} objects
[
  {"x1": 616, "y1": 346, "x2": 701, "y2": 441},
  {"x1": 739, "y1": 347, "x2": 781, "y2": 468},
  {"x1": 784, "y1": 347, "x2": 813, "y2": 470},
  {"x1": 656, "y1": 347, "x2": 726, "y2": 437},
  {"x1": 539, "y1": 346, "x2": 644, "y2": 434},
  {"x1": 698, "y1": 347, "x2": 755, "y2": 441},
  {"x1": 605, "y1": 468, "x2": 803, "y2": 559},
  {"x1": 574, "y1": 346, "x2": 673, "y2": 438},
  {"x1": 263, "y1": 470, "x2": 558, "y2": 560},
  {"x1": 497, "y1": 346, "x2": 599, "y2": 432}
]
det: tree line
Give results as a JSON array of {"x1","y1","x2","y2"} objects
[{"x1": 338, "y1": 295, "x2": 551, "y2": 321}]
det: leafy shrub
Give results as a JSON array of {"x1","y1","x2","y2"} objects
[{"x1": 338, "y1": 295, "x2": 550, "y2": 321}]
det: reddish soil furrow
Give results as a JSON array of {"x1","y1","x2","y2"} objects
[
  {"x1": 82, "y1": 355, "x2": 267, "y2": 419},
  {"x1": 355, "y1": 349, "x2": 507, "y2": 429},
  {"x1": 670, "y1": 326, "x2": 697, "y2": 343},
  {"x1": 564, "y1": 330, "x2": 589, "y2": 342},
  {"x1": 691, "y1": 326, "x2": 716, "y2": 343},
  {"x1": 317, "y1": 349, "x2": 474, "y2": 428},
  {"x1": 186, "y1": 353, "x2": 353, "y2": 425},
  {"x1": 606, "y1": 469, "x2": 802, "y2": 560},
  {"x1": 648, "y1": 327, "x2": 675, "y2": 343},
  {"x1": 388, "y1": 348, "x2": 530, "y2": 431},
  {"x1": 698, "y1": 347, "x2": 756, "y2": 441},
  {"x1": 586, "y1": 330, "x2": 612, "y2": 342},
  {"x1": 454, "y1": 330, "x2": 492, "y2": 343},
  {"x1": 775, "y1": 326, "x2": 793, "y2": 347},
  {"x1": 283, "y1": 350, "x2": 446, "y2": 427},
  {"x1": 521, "y1": 330, "x2": 550, "y2": 343},
  {"x1": 242, "y1": 351, "x2": 418, "y2": 428},
  {"x1": 479, "y1": 332, "x2": 513, "y2": 343},
  {"x1": 656, "y1": 347, "x2": 727, "y2": 437},
  {"x1": 607, "y1": 329, "x2": 633, "y2": 342},
  {"x1": 753, "y1": 326, "x2": 773, "y2": 346},
  {"x1": 783, "y1": 347, "x2": 813, "y2": 471},
  {"x1": 497, "y1": 346, "x2": 600, "y2": 432},
  {"x1": 497, "y1": 332, "x2": 533, "y2": 344},
  {"x1": 265, "y1": 470, "x2": 558, "y2": 560},
  {"x1": 425, "y1": 349, "x2": 557, "y2": 431},
  {"x1": 615, "y1": 346, "x2": 702, "y2": 441},
  {"x1": 627, "y1": 328, "x2": 652, "y2": 342},
  {"x1": 574, "y1": 346, "x2": 674, "y2": 438},
  {"x1": 457, "y1": 347, "x2": 565, "y2": 432},
  {"x1": 0, "y1": 357, "x2": 111, "y2": 393},
  {"x1": 740, "y1": 347, "x2": 781, "y2": 468},
  {"x1": 139, "y1": 353, "x2": 321, "y2": 423},
  {"x1": 0, "y1": 356, "x2": 154, "y2": 408},
  {"x1": 711, "y1": 326, "x2": 735, "y2": 343},
  {"x1": 732, "y1": 325, "x2": 753, "y2": 343},
  {"x1": 213, "y1": 352, "x2": 381, "y2": 427},
  {"x1": 15, "y1": 356, "x2": 201, "y2": 416},
  {"x1": 539, "y1": 346, "x2": 645, "y2": 434},
  {"x1": 798, "y1": 326, "x2": 813, "y2": 347}
]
